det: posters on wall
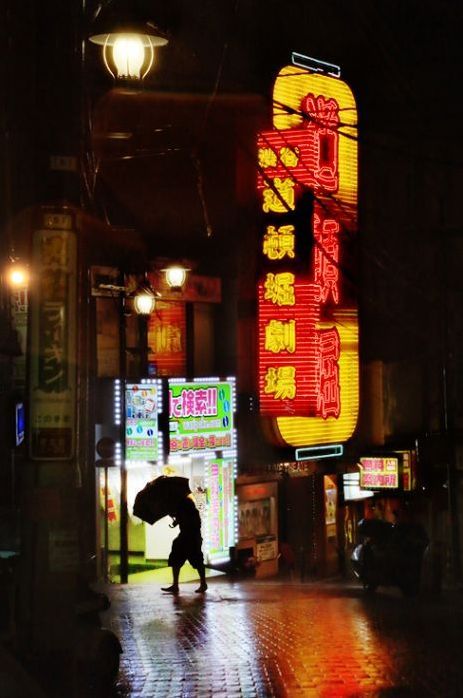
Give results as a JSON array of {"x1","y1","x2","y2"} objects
[
  {"x1": 125, "y1": 382, "x2": 162, "y2": 463},
  {"x1": 205, "y1": 458, "x2": 236, "y2": 561},
  {"x1": 238, "y1": 499, "x2": 272, "y2": 539}
]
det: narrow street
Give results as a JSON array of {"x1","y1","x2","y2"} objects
[{"x1": 104, "y1": 577, "x2": 463, "y2": 697}]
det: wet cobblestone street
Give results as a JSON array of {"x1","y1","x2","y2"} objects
[{"x1": 105, "y1": 578, "x2": 463, "y2": 697}]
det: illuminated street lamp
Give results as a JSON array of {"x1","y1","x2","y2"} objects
[
  {"x1": 89, "y1": 12, "x2": 168, "y2": 81},
  {"x1": 4, "y1": 259, "x2": 29, "y2": 289},
  {"x1": 132, "y1": 277, "x2": 158, "y2": 315},
  {"x1": 163, "y1": 265, "x2": 189, "y2": 291}
]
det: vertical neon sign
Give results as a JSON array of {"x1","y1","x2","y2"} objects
[{"x1": 257, "y1": 57, "x2": 359, "y2": 446}]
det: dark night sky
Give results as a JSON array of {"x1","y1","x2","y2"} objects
[
  {"x1": 111, "y1": 0, "x2": 463, "y2": 124},
  {"x1": 4, "y1": 0, "x2": 463, "y2": 369}
]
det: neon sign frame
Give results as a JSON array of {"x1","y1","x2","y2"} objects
[{"x1": 257, "y1": 57, "x2": 359, "y2": 447}]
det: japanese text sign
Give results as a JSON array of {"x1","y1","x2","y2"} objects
[
  {"x1": 206, "y1": 458, "x2": 236, "y2": 560},
  {"x1": 257, "y1": 60, "x2": 359, "y2": 447},
  {"x1": 359, "y1": 457, "x2": 399, "y2": 490},
  {"x1": 30, "y1": 217, "x2": 77, "y2": 460},
  {"x1": 169, "y1": 380, "x2": 235, "y2": 454},
  {"x1": 147, "y1": 301, "x2": 186, "y2": 377}
]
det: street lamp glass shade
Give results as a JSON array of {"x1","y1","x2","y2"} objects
[
  {"x1": 164, "y1": 266, "x2": 188, "y2": 289},
  {"x1": 89, "y1": 30, "x2": 168, "y2": 80},
  {"x1": 133, "y1": 289, "x2": 156, "y2": 315}
]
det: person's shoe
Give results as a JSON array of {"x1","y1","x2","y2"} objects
[
  {"x1": 195, "y1": 584, "x2": 208, "y2": 593},
  {"x1": 161, "y1": 585, "x2": 179, "y2": 594}
]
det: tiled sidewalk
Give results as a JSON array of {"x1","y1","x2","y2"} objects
[
  {"x1": 3, "y1": 578, "x2": 462, "y2": 697},
  {"x1": 104, "y1": 578, "x2": 463, "y2": 697}
]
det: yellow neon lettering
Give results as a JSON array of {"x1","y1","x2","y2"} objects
[
  {"x1": 263, "y1": 225, "x2": 295, "y2": 260},
  {"x1": 262, "y1": 178, "x2": 295, "y2": 213},
  {"x1": 264, "y1": 272, "x2": 295, "y2": 306},
  {"x1": 264, "y1": 319, "x2": 296, "y2": 353},
  {"x1": 264, "y1": 366, "x2": 296, "y2": 400}
]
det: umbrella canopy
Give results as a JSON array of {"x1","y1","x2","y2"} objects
[
  {"x1": 133, "y1": 476, "x2": 191, "y2": 525},
  {"x1": 358, "y1": 518, "x2": 393, "y2": 541}
]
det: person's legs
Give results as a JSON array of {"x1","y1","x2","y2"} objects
[
  {"x1": 162, "y1": 536, "x2": 184, "y2": 593},
  {"x1": 195, "y1": 563, "x2": 207, "y2": 593},
  {"x1": 162, "y1": 564, "x2": 181, "y2": 593}
]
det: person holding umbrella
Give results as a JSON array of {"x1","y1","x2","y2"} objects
[
  {"x1": 162, "y1": 493, "x2": 208, "y2": 595},
  {"x1": 133, "y1": 476, "x2": 207, "y2": 594}
]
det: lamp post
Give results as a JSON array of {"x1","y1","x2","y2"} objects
[{"x1": 98, "y1": 273, "x2": 159, "y2": 583}]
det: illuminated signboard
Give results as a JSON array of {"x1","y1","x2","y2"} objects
[
  {"x1": 396, "y1": 449, "x2": 417, "y2": 492},
  {"x1": 15, "y1": 402, "x2": 25, "y2": 447},
  {"x1": 343, "y1": 472, "x2": 374, "y2": 501},
  {"x1": 169, "y1": 378, "x2": 235, "y2": 454},
  {"x1": 147, "y1": 301, "x2": 186, "y2": 377},
  {"x1": 29, "y1": 215, "x2": 77, "y2": 460},
  {"x1": 257, "y1": 56, "x2": 359, "y2": 447},
  {"x1": 125, "y1": 381, "x2": 162, "y2": 463},
  {"x1": 205, "y1": 457, "x2": 236, "y2": 562},
  {"x1": 359, "y1": 457, "x2": 400, "y2": 490}
]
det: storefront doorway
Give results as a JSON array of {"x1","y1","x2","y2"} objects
[
  {"x1": 99, "y1": 456, "x2": 235, "y2": 584},
  {"x1": 96, "y1": 378, "x2": 238, "y2": 585}
]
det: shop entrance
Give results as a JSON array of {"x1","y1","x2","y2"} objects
[
  {"x1": 99, "y1": 458, "x2": 235, "y2": 584},
  {"x1": 96, "y1": 378, "x2": 237, "y2": 585}
]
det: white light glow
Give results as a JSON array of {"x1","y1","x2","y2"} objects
[
  {"x1": 112, "y1": 35, "x2": 145, "y2": 79},
  {"x1": 133, "y1": 291, "x2": 156, "y2": 315},
  {"x1": 164, "y1": 266, "x2": 188, "y2": 289},
  {"x1": 90, "y1": 29, "x2": 167, "y2": 81},
  {"x1": 5, "y1": 264, "x2": 29, "y2": 289}
]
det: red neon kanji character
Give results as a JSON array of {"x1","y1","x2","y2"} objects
[
  {"x1": 316, "y1": 328, "x2": 340, "y2": 419},
  {"x1": 302, "y1": 94, "x2": 340, "y2": 129},
  {"x1": 301, "y1": 94, "x2": 339, "y2": 190},
  {"x1": 313, "y1": 209, "x2": 340, "y2": 304}
]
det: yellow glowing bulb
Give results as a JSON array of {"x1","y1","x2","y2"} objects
[
  {"x1": 133, "y1": 292, "x2": 156, "y2": 315},
  {"x1": 164, "y1": 266, "x2": 187, "y2": 289},
  {"x1": 112, "y1": 35, "x2": 146, "y2": 79},
  {"x1": 7, "y1": 266, "x2": 28, "y2": 288}
]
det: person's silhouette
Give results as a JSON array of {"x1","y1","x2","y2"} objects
[{"x1": 161, "y1": 494, "x2": 207, "y2": 594}]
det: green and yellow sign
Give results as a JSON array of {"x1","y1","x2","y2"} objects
[{"x1": 168, "y1": 379, "x2": 235, "y2": 454}]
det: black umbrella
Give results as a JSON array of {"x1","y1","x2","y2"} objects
[
  {"x1": 358, "y1": 518, "x2": 393, "y2": 541},
  {"x1": 133, "y1": 476, "x2": 191, "y2": 525}
]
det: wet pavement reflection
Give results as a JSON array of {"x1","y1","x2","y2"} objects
[{"x1": 106, "y1": 579, "x2": 463, "y2": 697}]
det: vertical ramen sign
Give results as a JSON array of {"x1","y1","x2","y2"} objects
[
  {"x1": 29, "y1": 212, "x2": 77, "y2": 459},
  {"x1": 257, "y1": 57, "x2": 359, "y2": 446}
]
